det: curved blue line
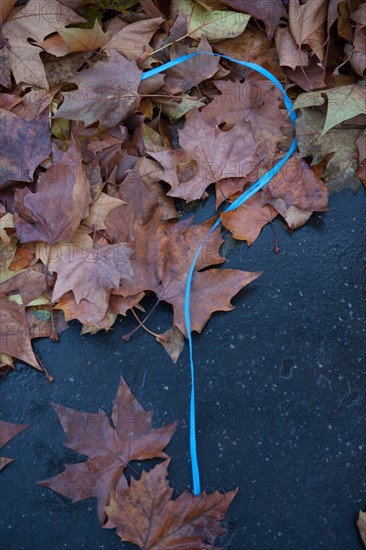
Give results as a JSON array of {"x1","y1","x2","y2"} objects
[{"x1": 141, "y1": 52, "x2": 298, "y2": 495}]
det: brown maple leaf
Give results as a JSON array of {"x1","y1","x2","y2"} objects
[
  {"x1": 2, "y1": 0, "x2": 84, "y2": 89},
  {"x1": 104, "y1": 16, "x2": 164, "y2": 61},
  {"x1": 289, "y1": 0, "x2": 328, "y2": 62},
  {"x1": 105, "y1": 459, "x2": 238, "y2": 550},
  {"x1": 202, "y1": 78, "x2": 292, "y2": 164},
  {"x1": 54, "y1": 49, "x2": 142, "y2": 128},
  {"x1": 51, "y1": 242, "x2": 134, "y2": 323},
  {"x1": 263, "y1": 156, "x2": 329, "y2": 212},
  {"x1": 0, "y1": 421, "x2": 29, "y2": 471},
  {"x1": 219, "y1": 0, "x2": 286, "y2": 39},
  {"x1": 0, "y1": 295, "x2": 42, "y2": 371},
  {"x1": 118, "y1": 213, "x2": 261, "y2": 336},
  {"x1": 221, "y1": 191, "x2": 278, "y2": 245},
  {"x1": 162, "y1": 37, "x2": 220, "y2": 95},
  {"x1": 148, "y1": 108, "x2": 258, "y2": 202},
  {"x1": 38, "y1": 377, "x2": 177, "y2": 523},
  {"x1": 0, "y1": 109, "x2": 51, "y2": 189},
  {"x1": 13, "y1": 142, "x2": 91, "y2": 244},
  {"x1": 105, "y1": 170, "x2": 177, "y2": 243}
]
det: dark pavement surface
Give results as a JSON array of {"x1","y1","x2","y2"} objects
[{"x1": 0, "y1": 188, "x2": 365, "y2": 550}]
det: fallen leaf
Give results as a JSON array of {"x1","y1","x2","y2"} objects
[
  {"x1": 0, "y1": 267, "x2": 47, "y2": 305},
  {"x1": 295, "y1": 108, "x2": 362, "y2": 193},
  {"x1": 201, "y1": 0, "x2": 287, "y2": 39},
  {"x1": 221, "y1": 192, "x2": 278, "y2": 245},
  {"x1": 289, "y1": 0, "x2": 328, "y2": 61},
  {"x1": 162, "y1": 37, "x2": 220, "y2": 95},
  {"x1": 149, "y1": 108, "x2": 258, "y2": 201},
  {"x1": 0, "y1": 295, "x2": 42, "y2": 370},
  {"x1": 2, "y1": 0, "x2": 84, "y2": 88},
  {"x1": 275, "y1": 26, "x2": 309, "y2": 70},
  {"x1": 156, "y1": 326, "x2": 185, "y2": 363},
  {"x1": 202, "y1": 78, "x2": 292, "y2": 163},
  {"x1": 105, "y1": 459, "x2": 238, "y2": 549},
  {"x1": 59, "y1": 18, "x2": 109, "y2": 53},
  {"x1": 81, "y1": 192, "x2": 125, "y2": 232},
  {"x1": 38, "y1": 377, "x2": 177, "y2": 522},
  {"x1": 104, "y1": 17, "x2": 164, "y2": 60},
  {"x1": 13, "y1": 142, "x2": 91, "y2": 244},
  {"x1": 0, "y1": 421, "x2": 29, "y2": 471},
  {"x1": 54, "y1": 50, "x2": 142, "y2": 128},
  {"x1": 51, "y1": 242, "x2": 134, "y2": 323},
  {"x1": 105, "y1": 169, "x2": 177, "y2": 244},
  {"x1": 118, "y1": 213, "x2": 261, "y2": 335},
  {"x1": 263, "y1": 156, "x2": 329, "y2": 211},
  {"x1": 213, "y1": 26, "x2": 278, "y2": 69},
  {"x1": 292, "y1": 84, "x2": 366, "y2": 134},
  {"x1": 0, "y1": 109, "x2": 51, "y2": 189},
  {"x1": 187, "y1": 2, "x2": 250, "y2": 42},
  {"x1": 358, "y1": 510, "x2": 366, "y2": 548}
]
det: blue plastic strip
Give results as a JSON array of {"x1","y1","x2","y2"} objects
[{"x1": 141, "y1": 52, "x2": 297, "y2": 495}]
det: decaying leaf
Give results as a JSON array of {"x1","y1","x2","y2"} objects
[
  {"x1": 116, "y1": 212, "x2": 261, "y2": 335},
  {"x1": 295, "y1": 108, "x2": 363, "y2": 193},
  {"x1": 0, "y1": 109, "x2": 51, "y2": 188},
  {"x1": 292, "y1": 84, "x2": 366, "y2": 134},
  {"x1": 2, "y1": 0, "x2": 84, "y2": 88},
  {"x1": 105, "y1": 459, "x2": 238, "y2": 549},
  {"x1": 0, "y1": 295, "x2": 42, "y2": 370},
  {"x1": 13, "y1": 142, "x2": 91, "y2": 244},
  {"x1": 358, "y1": 510, "x2": 366, "y2": 548},
  {"x1": 221, "y1": 192, "x2": 278, "y2": 245},
  {"x1": 0, "y1": 421, "x2": 29, "y2": 471},
  {"x1": 51, "y1": 242, "x2": 134, "y2": 323},
  {"x1": 149, "y1": 108, "x2": 258, "y2": 201},
  {"x1": 54, "y1": 50, "x2": 142, "y2": 127},
  {"x1": 38, "y1": 377, "x2": 177, "y2": 522},
  {"x1": 289, "y1": 0, "x2": 328, "y2": 61}
]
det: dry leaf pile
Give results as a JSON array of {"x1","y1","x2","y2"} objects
[
  {"x1": 0, "y1": 0, "x2": 365, "y2": 376},
  {"x1": 0, "y1": 0, "x2": 365, "y2": 547}
]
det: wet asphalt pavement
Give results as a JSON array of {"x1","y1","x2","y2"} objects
[{"x1": 0, "y1": 188, "x2": 365, "y2": 550}]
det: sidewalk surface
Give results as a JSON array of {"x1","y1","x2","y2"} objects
[{"x1": 1, "y1": 188, "x2": 365, "y2": 550}]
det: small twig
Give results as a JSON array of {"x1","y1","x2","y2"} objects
[
  {"x1": 122, "y1": 299, "x2": 161, "y2": 341},
  {"x1": 130, "y1": 308, "x2": 159, "y2": 338}
]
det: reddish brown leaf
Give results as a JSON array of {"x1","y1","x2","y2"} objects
[
  {"x1": 104, "y1": 17, "x2": 164, "y2": 60},
  {"x1": 105, "y1": 170, "x2": 177, "y2": 243},
  {"x1": 216, "y1": 0, "x2": 287, "y2": 38},
  {"x1": 263, "y1": 156, "x2": 329, "y2": 212},
  {"x1": 358, "y1": 510, "x2": 366, "y2": 548},
  {"x1": 38, "y1": 377, "x2": 177, "y2": 523},
  {"x1": 149, "y1": 108, "x2": 258, "y2": 201},
  {"x1": 0, "y1": 295, "x2": 42, "y2": 370},
  {"x1": 202, "y1": 78, "x2": 292, "y2": 163},
  {"x1": 118, "y1": 213, "x2": 261, "y2": 335},
  {"x1": 105, "y1": 459, "x2": 238, "y2": 549},
  {"x1": 162, "y1": 37, "x2": 220, "y2": 95},
  {"x1": 2, "y1": 0, "x2": 84, "y2": 89},
  {"x1": 55, "y1": 50, "x2": 142, "y2": 128},
  {"x1": 0, "y1": 109, "x2": 51, "y2": 189},
  {"x1": 0, "y1": 421, "x2": 29, "y2": 471},
  {"x1": 221, "y1": 192, "x2": 278, "y2": 245},
  {"x1": 51, "y1": 242, "x2": 134, "y2": 323},
  {"x1": 13, "y1": 142, "x2": 91, "y2": 244},
  {"x1": 289, "y1": 0, "x2": 328, "y2": 61}
]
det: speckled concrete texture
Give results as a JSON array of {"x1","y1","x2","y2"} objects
[{"x1": 0, "y1": 188, "x2": 365, "y2": 549}]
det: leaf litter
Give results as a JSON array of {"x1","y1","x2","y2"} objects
[{"x1": 0, "y1": 0, "x2": 365, "y2": 546}]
